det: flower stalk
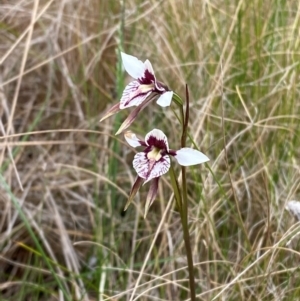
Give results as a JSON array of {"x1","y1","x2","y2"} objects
[
  {"x1": 168, "y1": 85, "x2": 196, "y2": 301},
  {"x1": 180, "y1": 85, "x2": 196, "y2": 301}
]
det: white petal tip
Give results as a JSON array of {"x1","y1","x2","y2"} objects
[
  {"x1": 121, "y1": 52, "x2": 146, "y2": 79},
  {"x1": 156, "y1": 91, "x2": 173, "y2": 107},
  {"x1": 175, "y1": 148, "x2": 209, "y2": 166},
  {"x1": 124, "y1": 131, "x2": 142, "y2": 147}
]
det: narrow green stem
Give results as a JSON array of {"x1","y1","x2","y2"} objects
[
  {"x1": 181, "y1": 85, "x2": 196, "y2": 301},
  {"x1": 168, "y1": 163, "x2": 182, "y2": 212},
  {"x1": 171, "y1": 86, "x2": 196, "y2": 300},
  {"x1": 180, "y1": 203, "x2": 196, "y2": 301},
  {"x1": 169, "y1": 165, "x2": 196, "y2": 301}
]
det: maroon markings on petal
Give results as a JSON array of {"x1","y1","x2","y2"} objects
[
  {"x1": 132, "y1": 152, "x2": 149, "y2": 179},
  {"x1": 139, "y1": 69, "x2": 155, "y2": 85},
  {"x1": 144, "y1": 177, "x2": 159, "y2": 218},
  {"x1": 133, "y1": 152, "x2": 170, "y2": 183},
  {"x1": 146, "y1": 136, "x2": 167, "y2": 150},
  {"x1": 99, "y1": 102, "x2": 120, "y2": 122},
  {"x1": 138, "y1": 59, "x2": 156, "y2": 85},
  {"x1": 120, "y1": 81, "x2": 152, "y2": 109},
  {"x1": 145, "y1": 129, "x2": 169, "y2": 151},
  {"x1": 124, "y1": 176, "x2": 144, "y2": 211},
  {"x1": 168, "y1": 149, "x2": 177, "y2": 156},
  {"x1": 146, "y1": 155, "x2": 170, "y2": 182}
]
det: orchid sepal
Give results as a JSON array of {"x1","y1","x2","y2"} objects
[
  {"x1": 144, "y1": 177, "x2": 159, "y2": 218},
  {"x1": 99, "y1": 103, "x2": 121, "y2": 122},
  {"x1": 124, "y1": 176, "x2": 144, "y2": 211},
  {"x1": 115, "y1": 94, "x2": 155, "y2": 135}
]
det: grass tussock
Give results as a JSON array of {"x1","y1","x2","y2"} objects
[{"x1": 1, "y1": 0, "x2": 300, "y2": 300}]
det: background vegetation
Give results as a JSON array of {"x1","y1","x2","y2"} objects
[{"x1": 1, "y1": 0, "x2": 300, "y2": 300}]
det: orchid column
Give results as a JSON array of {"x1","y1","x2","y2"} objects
[{"x1": 100, "y1": 52, "x2": 209, "y2": 301}]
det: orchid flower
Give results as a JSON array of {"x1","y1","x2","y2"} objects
[
  {"x1": 124, "y1": 129, "x2": 209, "y2": 217},
  {"x1": 100, "y1": 52, "x2": 174, "y2": 134}
]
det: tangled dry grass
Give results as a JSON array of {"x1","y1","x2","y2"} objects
[{"x1": 1, "y1": 0, "x2": 300, "y2": 300}]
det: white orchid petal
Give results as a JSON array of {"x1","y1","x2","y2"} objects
[
  {"x1": 156, "y1": 91, "x2": 173, "y2": 107},
  {"x1": 120, "y1": 81, "x2": 152, "y2": 109},
  {"x1": 175, "y1": 148, "x2": 209, "y2": 166},
  {"x1": 124, "y1": 131, "x2": 142, "y2": 148},
  {"x1": 145, "y1": 129, "x2": 169, "y2": 151},
  {"x1": 121, "y1": 52, "x2": 146, "y2": 79},
  {"x1": 133, "y1": 152, "x2": 170, "y2": 183}
]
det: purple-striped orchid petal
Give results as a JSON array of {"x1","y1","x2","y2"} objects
[
  {"x1": 144, "y1": 177, "x2": 159, "y2": 218},
  {"x1": 132, "y1": 129, "x2": 171, "y2": 183},
  {"x1": 133, "y1": 152, "x2": 170, "y2": 183},
  {"x1": 156, "y1": 91, "x2": 173, "y2": 107},
  {"x1": 174, "y1": 148, "x2": 210, "y2": 166},
  {"x1": 120, "y1": 81, "x2": 153, "y2": 109}
]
